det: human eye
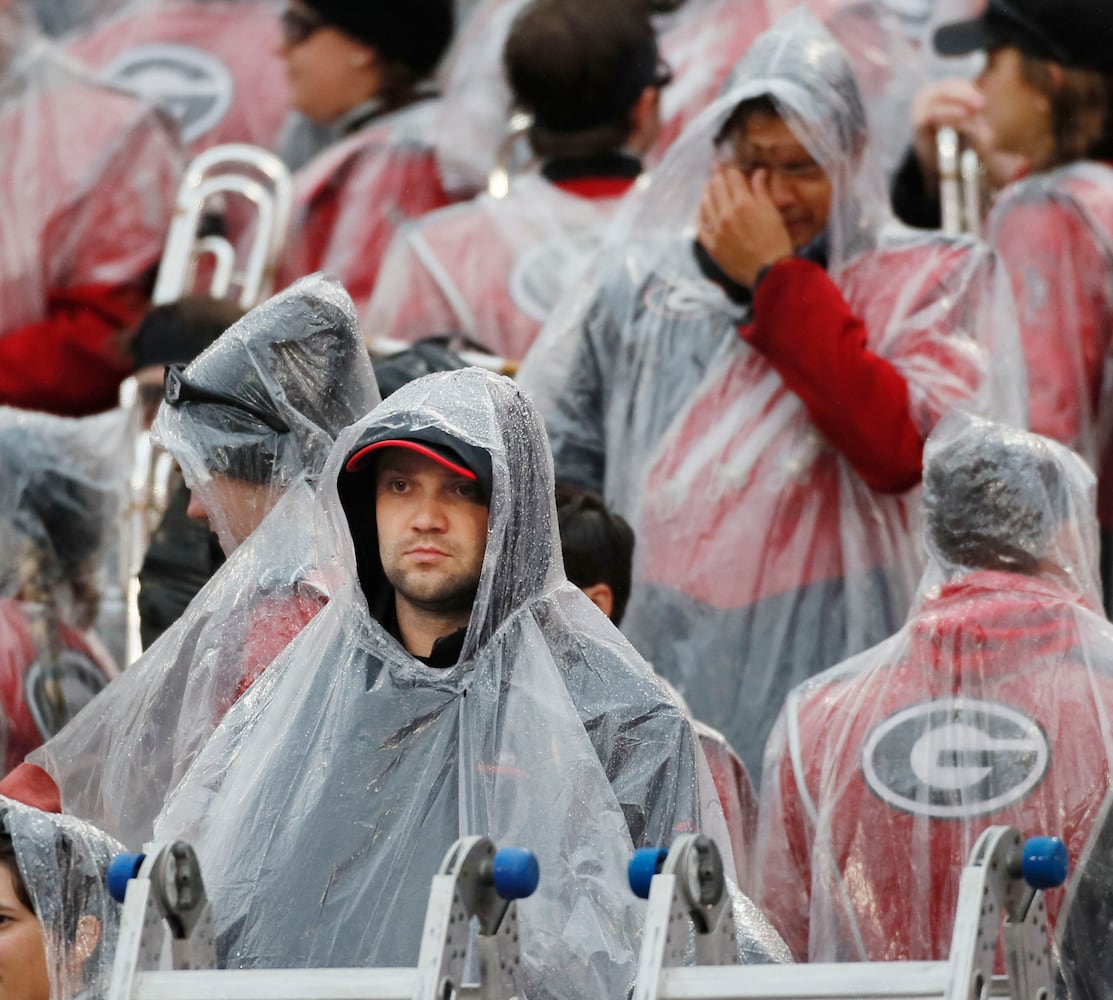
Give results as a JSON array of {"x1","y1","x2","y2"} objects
[
  {"x1": 782, "y1": 159, "x2": 822, "y2": 178},
  {"x1": 453, "y1": 480, "x2": 481, "y2": 501}
]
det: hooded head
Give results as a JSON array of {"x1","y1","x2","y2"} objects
[
  {"x1": 295, "y1": 0, "x2": 455, "y2": 79},
  {"x1": 923, "y1": 413, "x2": 1100, "y2": 606},
  {"x1": 609, "y1": 8, "x2": 885, "y2": 274},
  {"x1": 0, "y1": 408, "x2": 125, "y2": 627},
  {"x1": 153, "y1": 273, "x2": 381, "y2": 554},
  {"x1": 330, "y1": 367, "x2": 562, "y2": 660},
  {"x1": 0, "y1": 801, "x2": 124, "y2": 1000}
]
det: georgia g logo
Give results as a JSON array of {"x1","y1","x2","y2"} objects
[
  {"x1": 861, "y1": 698, "x2": 1050, "y2": 819},
  {"x1": 102, "y1": 44, "x2": 234, "y2": 144}
]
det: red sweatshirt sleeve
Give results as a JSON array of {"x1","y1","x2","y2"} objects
[
  {"x1": 744, "y1": 257, "x2": 924, "y2": 493},
  {"x1": 0, "y1": 763, "x2": 62, "y2": 813},
  {"x1": 0, "y1": 282, "x2": 147, "y2": 416}
]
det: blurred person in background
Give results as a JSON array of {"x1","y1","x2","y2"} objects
[
  {"x1": 0, "y1": 409, "x2": 126, "y2": 774},
  {"x1": 924, "y1": 0, "x2": 1113, "y2": 618},
  {"x1": 274, "y1": 0, "x2": 457, "y2": 302},
  {"x1": 556, "y1": 482, "x2": 758, "y2": 879},
  {"x1": 65, "y1": 0, "x2": 289, "y2": 156},
  {"x1": 0, "y1": 1, "x2": 181, "y2": 415},
  {"x1": 366, "y1": 0, "x2": 667, "y2": 362}
]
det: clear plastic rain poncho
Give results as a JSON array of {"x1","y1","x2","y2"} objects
[
  {"x1": 151, "y1": 367, "x2": 789, "y2": 997},
  {"x1": 1, "y1": 797, "x2": 125, "y2": 1000},
  {"x1": 26, "y1": 274, "x2": 380, "y2": 846},
  {"x1": 431, "y1": 0, "x2": 918, "y2": 196},
  {"x1": 0, "y1": 6, "x2": 181, "y2": 415},
  {"x1": 364, "y1": 171, "x2": 637, "y2": 362},
  {"x1": 151, "y1": 272, "x2": 381, "y2": 555},
  {"x1": 0, "y1": 408, "x2": 128, "y2": 774},
  {"x1": 754, "y1": 414, "x2": 1113, "y2": 987},
  {"x1": 65, "y1": 0, "x2": 288, "y2": 155},
  {"x1": 982, "y1": 164, "x2": 1113, "y2": 549},
  {"x1": 518, "y1": 8, "x2": 1024, "y2": 783},
  {"x1": 276, "y1": 97, "x2": 451, "y2": 305}
]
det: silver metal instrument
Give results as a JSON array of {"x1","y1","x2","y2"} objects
[
  {"x1": 937, "y1": 126, "x2": 983, "y2": 236},
  {"x1": 112, "y1": 144, "x2": 294, "y2": 667}
]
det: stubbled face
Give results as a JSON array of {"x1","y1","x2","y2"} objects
[
  {"x1": 277, "y1": 2, "x2": 379, "y2": 125},
  {"x1": 375, "y1": 449, "x2": 489, "y2": 617},
  {"x1": 0, "y1": 864, "x2": 50, "y2": 1000},
  {"x1": 720, "y1": 109, "x2": 833, "y2": 250},
  {"x1": 186, "y1": 476, "x2": 275, "y2": 554},
  {"x1": 976, "y1": 46, "x2": 1053, "y2": 162}
]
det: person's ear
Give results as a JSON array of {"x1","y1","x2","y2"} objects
[
  {"x1": 580, "y1": 582, "x2": 615, "y2": 621},
  {"x1": 72, "y1": 915, "x2": 101, "y2": 965},
  {"x1": 627, "y1": 86, "x2": 662, "y2": 157},
  {"x1": 1045, "y1": 62, "x2": 1066, "y2": 94}
]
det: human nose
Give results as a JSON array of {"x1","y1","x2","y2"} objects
[
  {"x1": 409, "y1": 494, "x2": 449, "y2": 532},
  {"x1": 186, "y1": 491, "x2": 208, "y2": 522},
  {"x1": 765, "y1": 168, "x2": 795, "y2": 209}
]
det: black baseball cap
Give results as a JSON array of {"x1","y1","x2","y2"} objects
[
  {"x1": 934, "y1": 0, "x2": 1113, "y2": 73},
  {"x1": 345, "y1": 428, "x2": 493, "y2": 500}
]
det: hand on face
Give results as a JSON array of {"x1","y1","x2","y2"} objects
[{"x1": 697, "y1": 165, "x2": 794, "y2": 289}]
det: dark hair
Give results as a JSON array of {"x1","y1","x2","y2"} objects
[
  {"x1": 0, "y1": 836, "x2": 32, "y2": 913},
  {"x1": 130, "y1": 296, "x2": 245, "y2": 372},
  {"x1": 555, "y1": 484, "x2": 635, "y2": 625},
  {"x1": 1018, "y1": 53, "x2": 1113, "y2": 167},
  {"x1": 924, "y1": 433, "x2": 1070, "y2": 574},
  {"x1": 504, "y1": 0, "x2": 660, "y2": 160}
]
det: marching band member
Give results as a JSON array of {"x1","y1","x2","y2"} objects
[
  {"x1": 756, "y1": 415, "x2": 1113, "y2": 985},
  {"x1": 0, "y1": 275, "x2": 380, "y2": 845},
  {"x1": 519, "y1": 8, "x2": 1023, "y2": 781},
  {"x1": 365, "y1": 0, "x2": 665, "y2": 361},
  {"x1": 274, "y1": 0, "x2": 457, "y2": 301},
  {"x1": 0, "y1": 2, "x2": 181, "y2": 415}
]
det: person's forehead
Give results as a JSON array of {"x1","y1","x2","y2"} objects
[{"x1": 734, "y1": 110, "x2": 806, "y2": 150}]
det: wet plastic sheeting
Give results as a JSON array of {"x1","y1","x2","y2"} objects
[
  {"x1": 0, "y1": 10, "x2": 180, "y2": 350},
  {"x1": 152, "y1": 368, "x2": 788, "y2": 996},
  {"x1": 754, "y1": 415, "x2": 1113, "y2": 988},
  {"x1": 366, "y1": 173, "x2": 634, "y2": 361},
  {"x1": 150, "y1": 273, "x2": 381, "y2": 555},
  {"x1": 518, "y1": 10, "x2": 1025, "y2": 782},
  {"x1": 29, "y1": 276, "x2": 379, "y2": 845},
  {"x1": 3, "y1": 796, "x2": 125, "y2": 1000},
  {"x1": 0, "y1": 408, "x2": 128, "y2": 771}
]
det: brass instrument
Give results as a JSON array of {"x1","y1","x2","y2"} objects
[
  {"x1": 937, "y1": 126, "x2": 982, "y2": 236},
  {"x1": 112, "y1": 144, "x2": 293, "y2": 666}
]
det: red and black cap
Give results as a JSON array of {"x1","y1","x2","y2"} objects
[
  {"x1": 344, "y1": 427, "x2": 493, "y2": 500},
  {"x1": 934, "y1": 0, "x2": 1113, "y2": 73}
]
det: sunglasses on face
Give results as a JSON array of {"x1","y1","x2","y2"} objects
[
  {"x1": 280, "y1": 7, "x2": 325, "y2": 46},
  {"x1": 163, "y1": 366, "x2": 291, "y2": 434}
]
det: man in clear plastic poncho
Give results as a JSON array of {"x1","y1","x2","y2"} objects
[
  {"x1": 754, "y1": 414, "x2": 1113, "y2": 987},
  {"x1": 0, "y1": 274, "x2": 381, "y2": 843},
  {"x1": 519, "y1": 8, "x2": 1022, "y2": 783},
  {"x1": 151, "y1": 367, "x2": 789, "y2": 997},
  {"x1": 0, "y1": 408, "x2": 127, "y2": 775},
  {"x1": 0, "y1": 798, "x2": 125, "y2": 1000}
]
